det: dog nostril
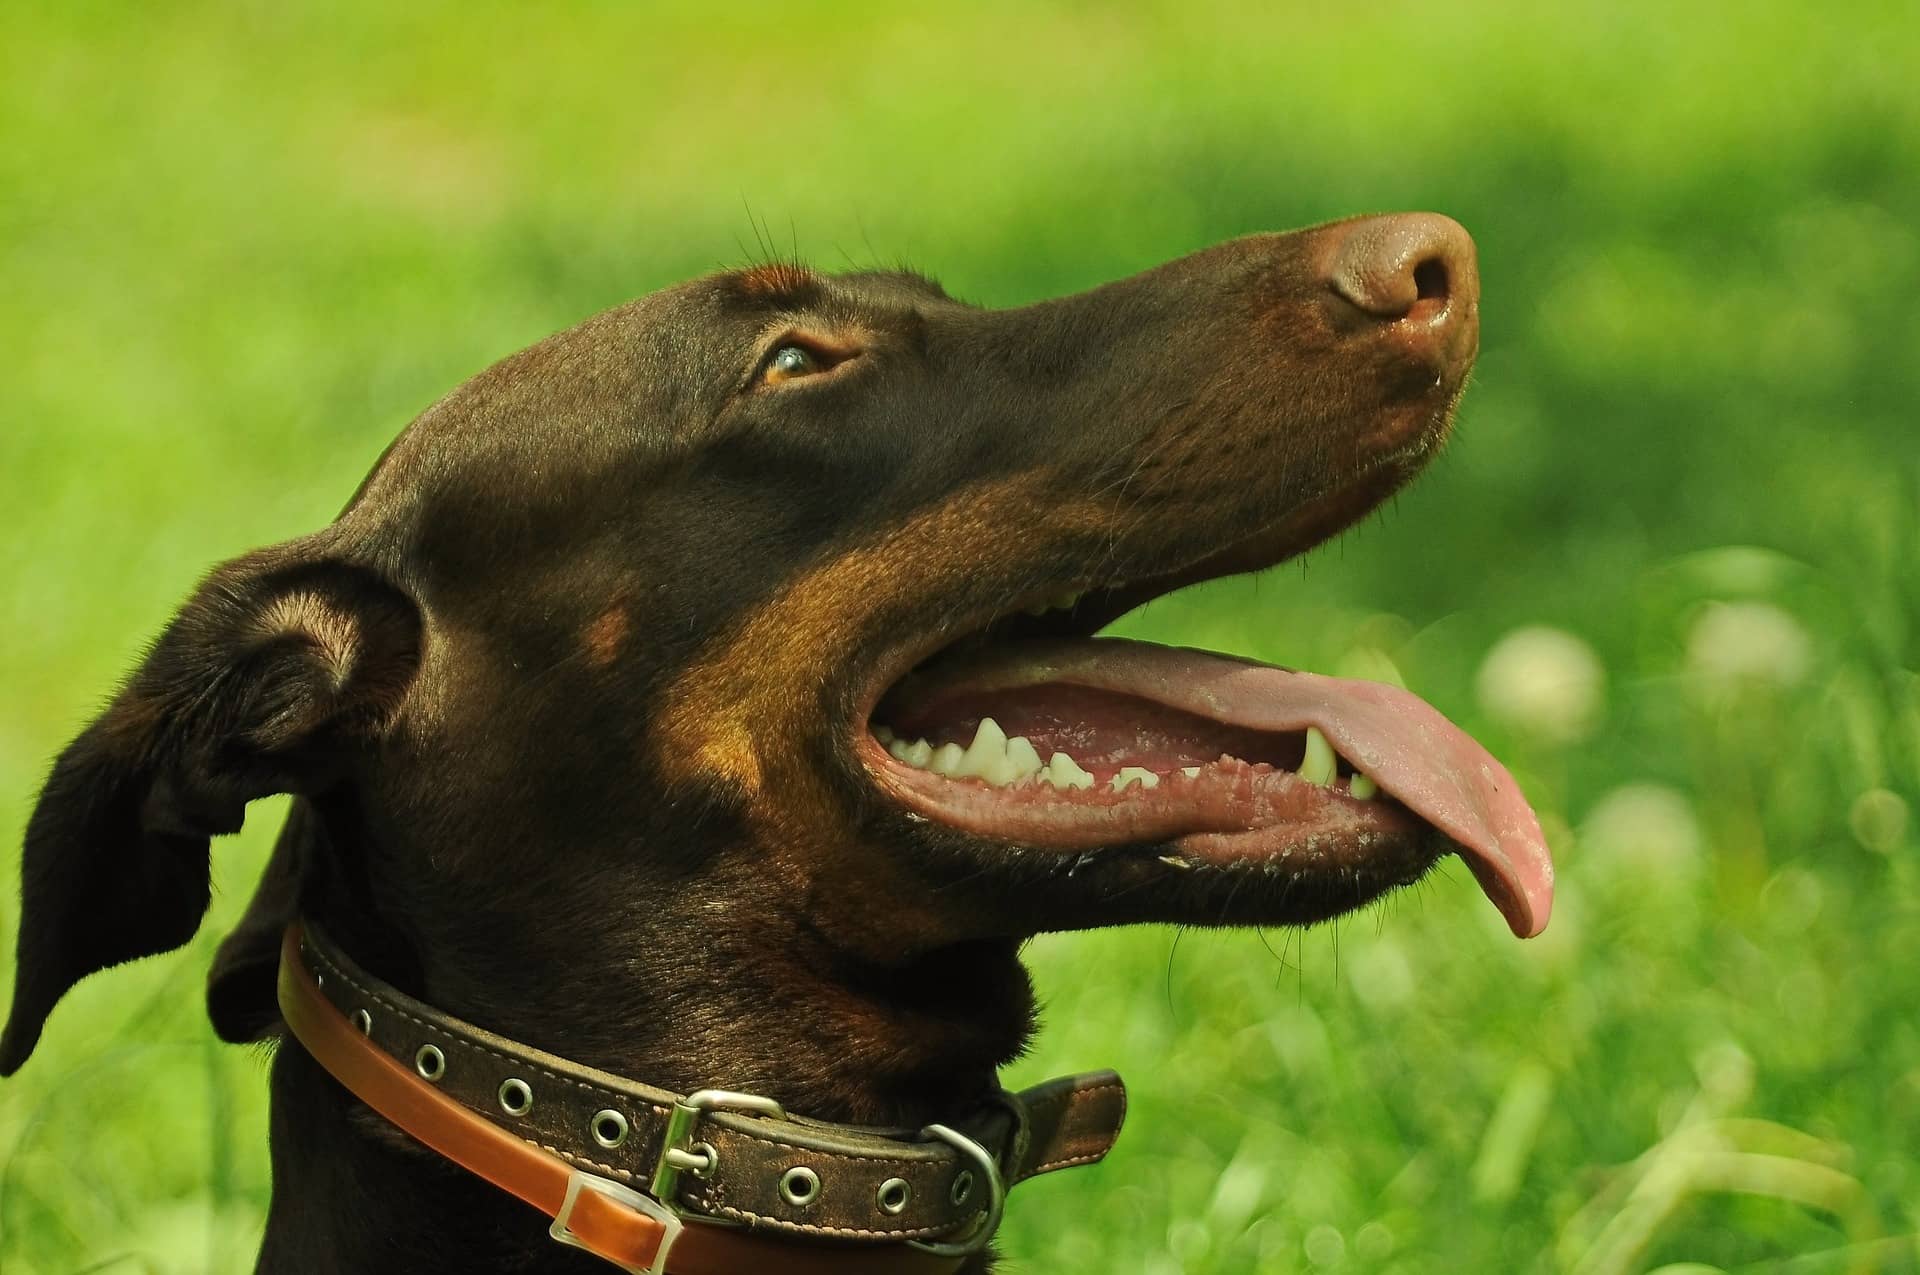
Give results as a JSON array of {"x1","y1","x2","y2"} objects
[
  {"x1": 1328, "y1": 212, "x2": 1477, "y2": 321},
  {"x1": 1412, "y1": 257, "x2": 1448, "y2": 303}
]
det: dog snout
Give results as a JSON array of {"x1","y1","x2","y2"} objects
[{"x1": 1326, "y1": 213, "x2": 1479, "y2": 375}]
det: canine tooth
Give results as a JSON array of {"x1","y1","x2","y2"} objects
[
  {"x1": 1349, "y1": 773, "x2": 1378, "y2": 801},
  {"x1": 1025, "y1": 589, "x2": 1086, "y2": 617},
  {"x1": 929, "y1": 742, "x2": 966, "y2": 776},
  {"x1": 1111, "y1": 766, "x2": 1160, "y2": 791},
  {"x1": 1180, "y1": 766, "x2": 1202, "y2": 779},
  {"x1": 1299, "y1": 726, "x2": 1337, "y2": 786},
  {"x1": 955, "y1": 717, "x2": 1015, "y2": 784},
  {"x1": 1044, "y1": 752, "x2": 1094, "y2": 790},
  {"x1": 1006, "y1": 735, "x2": 1044, "y2": 781}
]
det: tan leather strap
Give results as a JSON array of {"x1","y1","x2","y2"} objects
[{"x1": 278, "y1": 924, "x2": 1125, "y2": 1272}]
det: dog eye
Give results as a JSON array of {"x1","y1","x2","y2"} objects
[{"x1": 763, "y1": 344, "x2": 822, "y2": 385}]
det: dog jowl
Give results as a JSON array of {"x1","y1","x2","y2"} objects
[{"x1": 2, "y1": 214, "x2": 1551, "y2": 1271}]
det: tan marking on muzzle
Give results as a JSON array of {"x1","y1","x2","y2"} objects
[{"x1": 656, "y1": 472, "x2": 1110, "y2": 799}]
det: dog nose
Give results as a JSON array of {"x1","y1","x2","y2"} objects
[
  {"x1": 1329, "y1": 213, "x2": 1478, "y2": 320},
  {"x1": 1326, "y1": 214, "x2": 1479, "y2": 376}
]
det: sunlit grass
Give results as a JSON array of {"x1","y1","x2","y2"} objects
[{"x1": 3, "y1": 2, "x2": 1917, "y2": 1271}]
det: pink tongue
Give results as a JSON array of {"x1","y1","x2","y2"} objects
[
  {"x1": 974, "y1": 640, "x2": 1555, "y2": 937},
  {"x1": 1205, "y1": 663, "x2": 1554, "y2": 938}
]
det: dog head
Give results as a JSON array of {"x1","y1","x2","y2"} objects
[{"x1": 3, "y1": 215, "x2": 1547, "y2": 1100}]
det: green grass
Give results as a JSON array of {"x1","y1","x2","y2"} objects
[{"x1": 2, "y1": 2, "x2": 1916, "y2": 1271}]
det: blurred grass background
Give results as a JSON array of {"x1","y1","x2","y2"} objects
[{"x1": 2, "y1": 1, "x2": 1916, "y2": 1271}]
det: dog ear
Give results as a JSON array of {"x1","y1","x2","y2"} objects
[{"x1": 0, "y1": 549, "x2": 420, "y2": 1074}]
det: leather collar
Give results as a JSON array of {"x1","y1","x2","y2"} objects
[{"x1": 278, "y1": 923, "x2": 1126, "y2": 1273}]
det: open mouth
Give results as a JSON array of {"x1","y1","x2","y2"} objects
[{"x1": 855, "y1": 542, "x2": 1555, "y2": 939}]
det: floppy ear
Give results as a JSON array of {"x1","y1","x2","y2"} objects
[{"x1": 0, "y1": 549, "x2": 420, "y2": 1074}]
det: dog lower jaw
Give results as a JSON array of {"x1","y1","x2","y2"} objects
[
  {"x1": 873, "y1": 743, "x2": 1447, "y2": 934},
  {"x1": 868, "y1": 735, "x2": 1427, "y2": 852}
]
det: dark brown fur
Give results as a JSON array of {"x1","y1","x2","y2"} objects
[{"x1": 3, "y1": 217, "x2": 1477, "y2": 1272}]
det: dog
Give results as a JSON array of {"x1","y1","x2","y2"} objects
[{"x1": 2, "y1": 212, "x2": 1551, "y2": 1273}]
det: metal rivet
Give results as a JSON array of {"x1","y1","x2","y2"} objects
[
  {"x1": 591, "y1": 1109, "x2": 629, "y2": 1149},
  {"x1": 350, "y1": 1009, "x2": 372, "y2": 1036},
  {"x1": 950, "y1": 1168, "x2": 975, "y2": 1206},
  {"x1": 498, "y1": 1077, "x2": 533, "y2": 1116},
  {"x1": 878, "y1": 1177, "x2": 912, "y2": 1215},
  {"x1": 779, "y1": 1166, "x2": 822, "y2": 1208},
  {"x1": 414, "y1": 1044, "x2": 445, "y2": 1081}
]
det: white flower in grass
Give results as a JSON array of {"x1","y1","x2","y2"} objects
[
  {"x1": 1685, "y1": 601, "x2": 1810, "y2": 695},
  {"x1": 1580, "y1": 783, "x2": 1703, "y2": 879},
  {"x1": 1304, "y1": 1224, "x2": 1347, "y2": 1268},
  {"x1": 1849, "y1": 788, "x2": 1909, "y2": 854},
  {"x1": 1475, "y1": 626, "x2": 1605, "y2": 744}
]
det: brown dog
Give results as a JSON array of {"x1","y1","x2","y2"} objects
[{"x1": 2, "y1": 213, "x2": 1550, "y2": 1272}]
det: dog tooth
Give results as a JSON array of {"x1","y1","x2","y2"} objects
[
  {"x1": 955, "y1": 717, "x2": 1015, "y2": 784},
  {"x1": 888, "y1": 738, "x2": 913, "y2": 762},
  {"x1": 904, "y1": 738, "x2": 933, "y2": 768},
  {"x1": 1110, "y1": 766, "x2": 1159, "y2": 792},
  {"x1": 1024, "y1": 590, "x2": 1084, "y2": 617},
  {"x1": 1157, "y1": 854, "x2": 1192, "y2": 871},
  {"x1": 874, "y1": 724, "x2": 896, "y2": 745},
  {"x1": 1180, "y1": 765, "x2": 1202, "y2": 779},
  {"x1": 1349, "y1": 773, "x2": 1378, "y2": 801},
  {"x1": 1005, "y1": 735, "x2": 1044, "y2": 781},
  {"x1": 929, "y1": 742, "x2": 966, "y2": 776},
  {"x1": 974, "y1": 716, "x2": 1007, "y2": 750},
  {"x1": 1043, "y1": 752, "x2": 1094, "y2": 790},
  {"x1": 1299, "y1": 726, "x2": 1337, "y2": 785}
]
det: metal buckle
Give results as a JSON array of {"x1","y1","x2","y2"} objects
[
  {"x1": 649, "y1": 1089, "x2": 788, "y2": 1208},
  {"x1": 908, "y1": 1123, "x2": 1007, "y2": 1259},
  {"x1": 550, "y1": 1169, "x2": 684, "y2": 1275}
]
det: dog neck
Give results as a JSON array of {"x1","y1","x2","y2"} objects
[{"x1": 255, "y1": 837, "x2": 1036, "y2": 1271}]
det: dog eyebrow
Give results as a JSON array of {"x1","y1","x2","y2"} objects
[
  {"x1": 836, "y1": 269, "x2": 951, "y2": 302},
  {"x1": 726, "y1": 262, "x2": 824, "y2": 308}
]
